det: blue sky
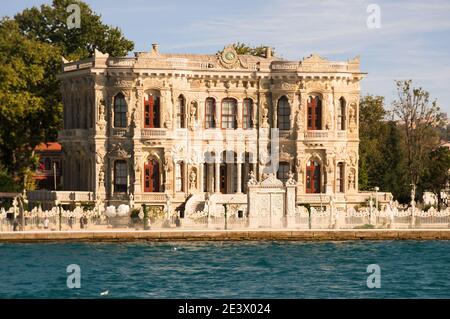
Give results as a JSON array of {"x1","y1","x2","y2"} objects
[{"x1": 2, "y1": 0, "x2": 450, "y2": 113}]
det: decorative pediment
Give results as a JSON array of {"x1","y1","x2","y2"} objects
[
  {"x1": 260, "y1": 173, "x2": 284, "y2": 187},
  {"x1": 218, "y1": 45, "x2": 239, "y2": 69},
  {"x1": 217, "y1": 45, "x2": 253, "y2": 70}
]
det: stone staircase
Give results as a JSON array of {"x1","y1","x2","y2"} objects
[{"x1": 184, "y1": 193, "x2": 207, "y2": 216}]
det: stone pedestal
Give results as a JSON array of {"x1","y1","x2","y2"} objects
[{"x1": 285, "y1": 185, "x2": 296, "y2": 228}]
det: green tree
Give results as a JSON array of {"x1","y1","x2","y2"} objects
[
  {"x1": 0, "y1": 19, "x2": 59, "y2": 188},
  {"x1": 0, "y1": 165, "x2": 21, "y2": 192},
  {"x1": 358, "y1": 95, "x2": 387, "y2": 190},
  {"x1": 14, "y1": 0, "x2": 134, "y2": 61},
  {"x1": 392, "y1": 80, "x2": 442, "y2": 187},
  {"x1": 0, "y1": 1, "x2": 134, "y2": 189},
  {"x1": 381, "y1": 121, "x2": 409, "y2": 203},
  {"x1": 421, "y1": 147, "x2": 450, "y2": 210},
  {"x1": 358, "y1": 95, "x2": 410, "y2": 203}
]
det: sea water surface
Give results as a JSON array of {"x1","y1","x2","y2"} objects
[{"x1": 0, "y1": 240, "x2": 449, "y2": 298}]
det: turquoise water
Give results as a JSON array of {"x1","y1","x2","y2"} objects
[{"x1": 0, "y1": 241, "x2": 449, "y2": 298}]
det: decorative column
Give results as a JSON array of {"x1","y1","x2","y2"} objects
[
  {"x1": 272, "y1": 96, "x2": 278, "y2": 128},
  {"x1": 236, "y1": 162, "x2": 242, "y2": 193},
  {"x1": 207, "y1": 164, "x2": 214, "y2": 192},
  {"x1": 93, "y1": 85, "x2": 107, "y2": 207},
  {"x1": 199, "y1": 163, "x2": 204, "y2": 193},
  {"x1": 325, "y1": 152, "x2": 334, "y2": 194},
  {"x1": 215, "y1": 161, "x2": 220, "y2": 193},
  {"x1": 285, "y1": 175, "x2": 297, "y2": 228},
  {"x1": 132, "y1": 86, "x2": 143, "y2": 199}
]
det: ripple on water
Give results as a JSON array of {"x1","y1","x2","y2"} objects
[{"x1": 0, "y1": 240, "x2": 450, "y2": 298}]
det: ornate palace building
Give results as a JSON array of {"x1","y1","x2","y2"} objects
[{"x1": 54, "y1": 44, "x2": 391, "y2": 215}]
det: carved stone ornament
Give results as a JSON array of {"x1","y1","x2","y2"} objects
[
  {"x1": 260, "y1": 103, "x2": 270, "y2": 128},
  {"x1": 134, "y1": 155, "x2": 141, "y2": 172},
  {"x1": 109, "y1": 142, "x2": 130, "y2": 158},
  {"x1": 285, "y1": 170, "x2": 297, "y2": 186},
  {"x1": 98, "y1": 169, "x2": 105, "y2": 186},
  {"x1": 95, "y1": 151, "x2": 105, "y2": 165},
  {"x1": 189, "y1": 169, "x2": 197, "y2": 190},
  {"x1": 164, "y1": 151, "x2": 173, "y2": 172},
  {"x1": 218, "y1": 45, "x2": 239, "y2": 69},
  {"x1": 97, "y1": 99, "x2": 107, "y2": 131},
  {"x1": 247, "y1": 171, "x2": 258, "y2": 186}
]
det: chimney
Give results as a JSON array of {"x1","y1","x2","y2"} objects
[
  {"x1": 265, "y1": 46, "x2": 272, "y2": 59},
  {"x1": 152, "y1": 43, "x2": 159, "y2": 53}
]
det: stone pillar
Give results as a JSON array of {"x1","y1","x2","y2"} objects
[
  {"x1": 236, "y1": 162, "x2": 242, "y2": 193},
  {"x1": 215, "y1": 161, "x2": 220, "y2": 193},
  {"x1": 285, "y1": 184, "x2": 296, "y2": 228},
  {"x1": 247, "y1": 184, "x2": 259, "y2": 228},
  {"x1": 272, "y1": 97, "x2": 278, "y2": 128},
  {"x1": 199, "y1": 163, "x2": 204, "y2": 192},
  {"x1": 207, "y1": 164, "x2": 213, "y2": 192},
  {"x1": 325, "y1": 152, "x2": 334, "y2": 194}
]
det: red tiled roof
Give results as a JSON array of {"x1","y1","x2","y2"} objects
[{"x1": 35, "y1": 142, "x2": 62, "y2": 151}]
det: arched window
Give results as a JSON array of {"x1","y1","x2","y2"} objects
[
  {"x1": 144, "y1": 158, "x2": 160, "y2": 192},
  {"x1": 205, "y1": 97, "x2": 216, "y2": 129},
  {"x1": 277, "y1": 162, "x2": 290, "y2": 184},
  {"x1": 176, "y1": 95, "x2": 186, "y2": 128},
  {"x1": 306, "y1": 160, "x2": 321, "y2": 193},
  {"x1": 144, "y1": 92, "x2": 160, "y2": 128},
  {"x1": 114, "y1": 93, "x2": 127, "y2": 128},
  {"x1": 277, "y1": 96, "x2": 290, "y2": 130},
  {"x1": 307, "y1": 95, "x2": 322, "y2": 130},
  {"x1": 221, "y1": 98, "x2": 237, "y2": 129},
  {"x1": 114, "y1": 160, "x2": 128, "y2": 193},
  {"x1": 338, "y1": 97, "x2": 346, "y2": 130},
  {"x1": 337, "y1": 162, "x2": 345, "y2": 193},
  {"x1": 243, "y1": 98, "x2": 253, "y2": 129}
]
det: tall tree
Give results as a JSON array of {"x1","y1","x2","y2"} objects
[
  {"x1": 0, "y1": 1, "x2": 134, "y2": 191},
  {"x1": 0, "y1": 19, "x2": 59, "y2": 189},
  {"x1": 421, "y1": 147, "x2": 450, "y2": 210},
  {"x1": 358, "y1": 95, "x2": 387, "y2": 190},
  {"x1": 358, "y1": 95, "x2": 410, "y2": 203},
  {"x1": 392, "y1": 80, "x2": 442, "y2": 187}
]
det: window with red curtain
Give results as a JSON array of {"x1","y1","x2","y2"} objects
[
  {"x1": 307, "y1": 96, "x2": 322, "y2": 130},
  {"x1": 306, "y1": 160, "x2": 321, "y2": 193},
  {"x1": 144, "y1": 159, "x2": 160, "y2": 192},
  {"x1": 144, "y1": 94, "x2": 160, "y2": 128}
]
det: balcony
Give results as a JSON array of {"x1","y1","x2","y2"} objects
[
  {"x1": 141, "y1": 128, "x2": 168, "y2": 138},
  {"x1": 27, "y1": 190, "x2": 95, "y2": 203},
  {"x1": 336, "y1": 131, "x2": 347, "y2": 139},
  {"x1": 137, "y1": 193, "x2": 167, "y2": 202},
  {"x1": 304, "y1": 131, "x2": 330, "y2": 139},
  {"x1": 112, "y1": 128, "x2": 128, "y2": 137}
]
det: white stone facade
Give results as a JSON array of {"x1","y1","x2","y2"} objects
[{"x1": 57, "y1": 44, "x2": 391, "y2": 214}]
